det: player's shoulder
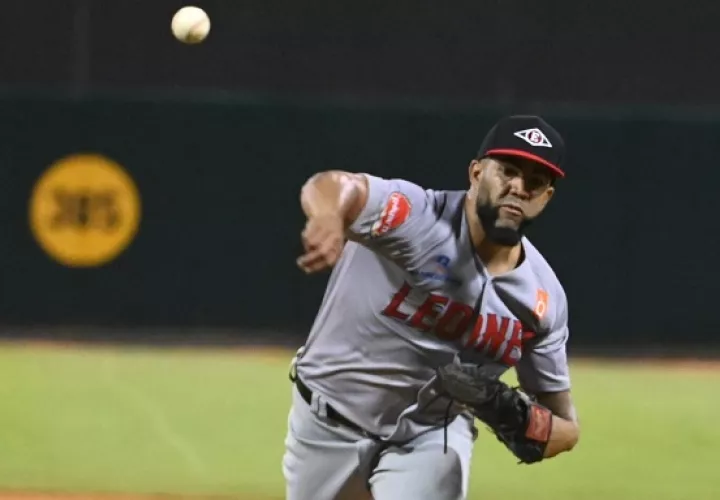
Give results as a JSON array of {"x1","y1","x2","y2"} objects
[
  {"x1": 362, "y1": 173, "x2": 465, "y2": 219},
  {"x1": 520, "y1": 237, "x2": 568, "y2": 307}
]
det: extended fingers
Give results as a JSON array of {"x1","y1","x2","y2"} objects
[
  {"x1": 298, "y1": 229, "x2": 344, "y2": 273},
  {"x1": 297, "y1": 240, "x2": 342, "y2": 273}
]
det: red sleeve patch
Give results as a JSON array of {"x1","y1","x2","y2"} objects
[
  {"x1": 370, "y1": 192, "x2": 411, "y2": 237},
  {"x1": 525, "y1": 404, "x2": 553, "y2": 442}
]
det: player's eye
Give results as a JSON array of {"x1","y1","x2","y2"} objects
[
  {"x1": 527, "y1": 176, "x2": 544, "y2": 188},
  {"x1": 526, "y1": 175, "x2": 551, "y2": 194},
  {"x1": 502, "y1": 164, "x2": 521, "y2": 177}
]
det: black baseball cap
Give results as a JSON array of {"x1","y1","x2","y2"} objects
[{"x1": 477, "y1": 115, "x2": 566, "y2": 178}]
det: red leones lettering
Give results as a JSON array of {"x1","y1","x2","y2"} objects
[{"x1": 381, "y1": 282, "x2": 535, "y2": 366}]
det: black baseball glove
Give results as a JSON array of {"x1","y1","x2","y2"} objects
[{"x1": 435, "y1": 363, "x2": 553, "y2": 464}]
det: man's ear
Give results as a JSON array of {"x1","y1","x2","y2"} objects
[
  {"x1": 541, "y1": 186, "x2": 556, "y2": 207},
  {"x1": 468, "y1": 159, "x2": 484, "y2": 184}
]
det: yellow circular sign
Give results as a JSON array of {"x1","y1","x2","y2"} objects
[{"x1": 29, "y1": 153, "x2": 141, "y2": 268}]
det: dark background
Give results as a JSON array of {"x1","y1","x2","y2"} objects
[
  {"x1": 1, "y1": 0, "x2": 718, "y2": 354},
  {"x1": 5, "y1": 0, "x2": 720, "y2": 106}
]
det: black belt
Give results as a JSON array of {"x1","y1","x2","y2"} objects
[{"x1": 295, "y1": 377, "x2": 367, "y2": 435}]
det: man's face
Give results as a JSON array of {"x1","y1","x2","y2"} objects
[{"x1": 469, "y1": 156, "x2": 556, "y2": 246}]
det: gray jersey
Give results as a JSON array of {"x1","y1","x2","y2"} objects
[{"x1": 296, "y1": 174, "x2": 571, "y2": 443}]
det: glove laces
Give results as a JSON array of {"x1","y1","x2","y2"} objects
[{"x1": 442, "y1": 398, "x2": 454, "y2": 454}]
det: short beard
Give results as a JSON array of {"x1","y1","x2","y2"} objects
[{"x1": 475, "y1": 201, "x2": 533, "y2": 247}]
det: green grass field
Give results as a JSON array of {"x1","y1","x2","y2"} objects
[{"x1": 0, "y1": 342, "x2": 718, "y2": 500}]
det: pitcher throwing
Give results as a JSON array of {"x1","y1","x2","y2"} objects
[{"x1": 283, "y1": 115, "x2": 580, "y2": 500}]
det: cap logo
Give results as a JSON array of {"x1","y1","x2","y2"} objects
[{"x1": 513, "y1": 128, "x2": 552, "y2": 148}]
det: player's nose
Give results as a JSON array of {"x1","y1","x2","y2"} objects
[{"x1": 507, "y1": 176, "x2": 531, "y2": 199}]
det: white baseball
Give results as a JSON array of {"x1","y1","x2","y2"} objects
[{"x1": 171, "y1": 6, "x2": 211, "y2": 44}]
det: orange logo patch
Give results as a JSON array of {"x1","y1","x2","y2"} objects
[
  {"x1": 534, "y1": 289, "x2": 548, "y2": 320},
  {"x1": 371, "y1": 192, "x2": 411, "y2": 237}
]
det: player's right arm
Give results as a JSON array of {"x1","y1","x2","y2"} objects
[
  {"x1": 296, "y1": 171, "x2": 369, "y2": 274},
  {"x1": 297, "y1": 170, "x2": 434, "y2": 273}
]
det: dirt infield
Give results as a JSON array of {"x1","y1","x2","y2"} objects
[
  {"x1": 571, "y1": 357, "x2": 720, "y2": 373},
  {"x1": 4, "y1": 339, "x2": 295, "y2": 361},
  {"x1": 0, "y1": 493, "x2": 279, "y2": 500},
  {"x1": 6, "y1": 338, "x2": 720, "y2": 379},
  {"x1": 7, "y1": 339, "x2": 720, "y2": 367}
]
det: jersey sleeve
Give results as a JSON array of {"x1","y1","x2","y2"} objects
[
  {"x1": 347, "y1": 174, "x2": 439, "y2": 267},
  {"x1": 515, "y1": 291, "x2": 571, "y2": 394}
]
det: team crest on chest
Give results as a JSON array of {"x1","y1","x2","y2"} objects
[{"x1": 412, "y1": 254, "x2": 462, "y2": 286}]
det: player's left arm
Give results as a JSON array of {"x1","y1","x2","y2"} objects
[
  {"x1": 516, "y1": 289, "x2": 580, "y2": 459},
  {"x1": 533, "y1": 389, "x2": 579, "y2": 458}
]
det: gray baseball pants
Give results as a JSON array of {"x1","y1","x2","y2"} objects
[{"x1": 282, "y1": 384, "x2": 476, "y2": 500}]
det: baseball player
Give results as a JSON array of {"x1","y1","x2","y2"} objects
[{"x1": 283, "y1": 115, "x2": 580, "y2": 500}]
